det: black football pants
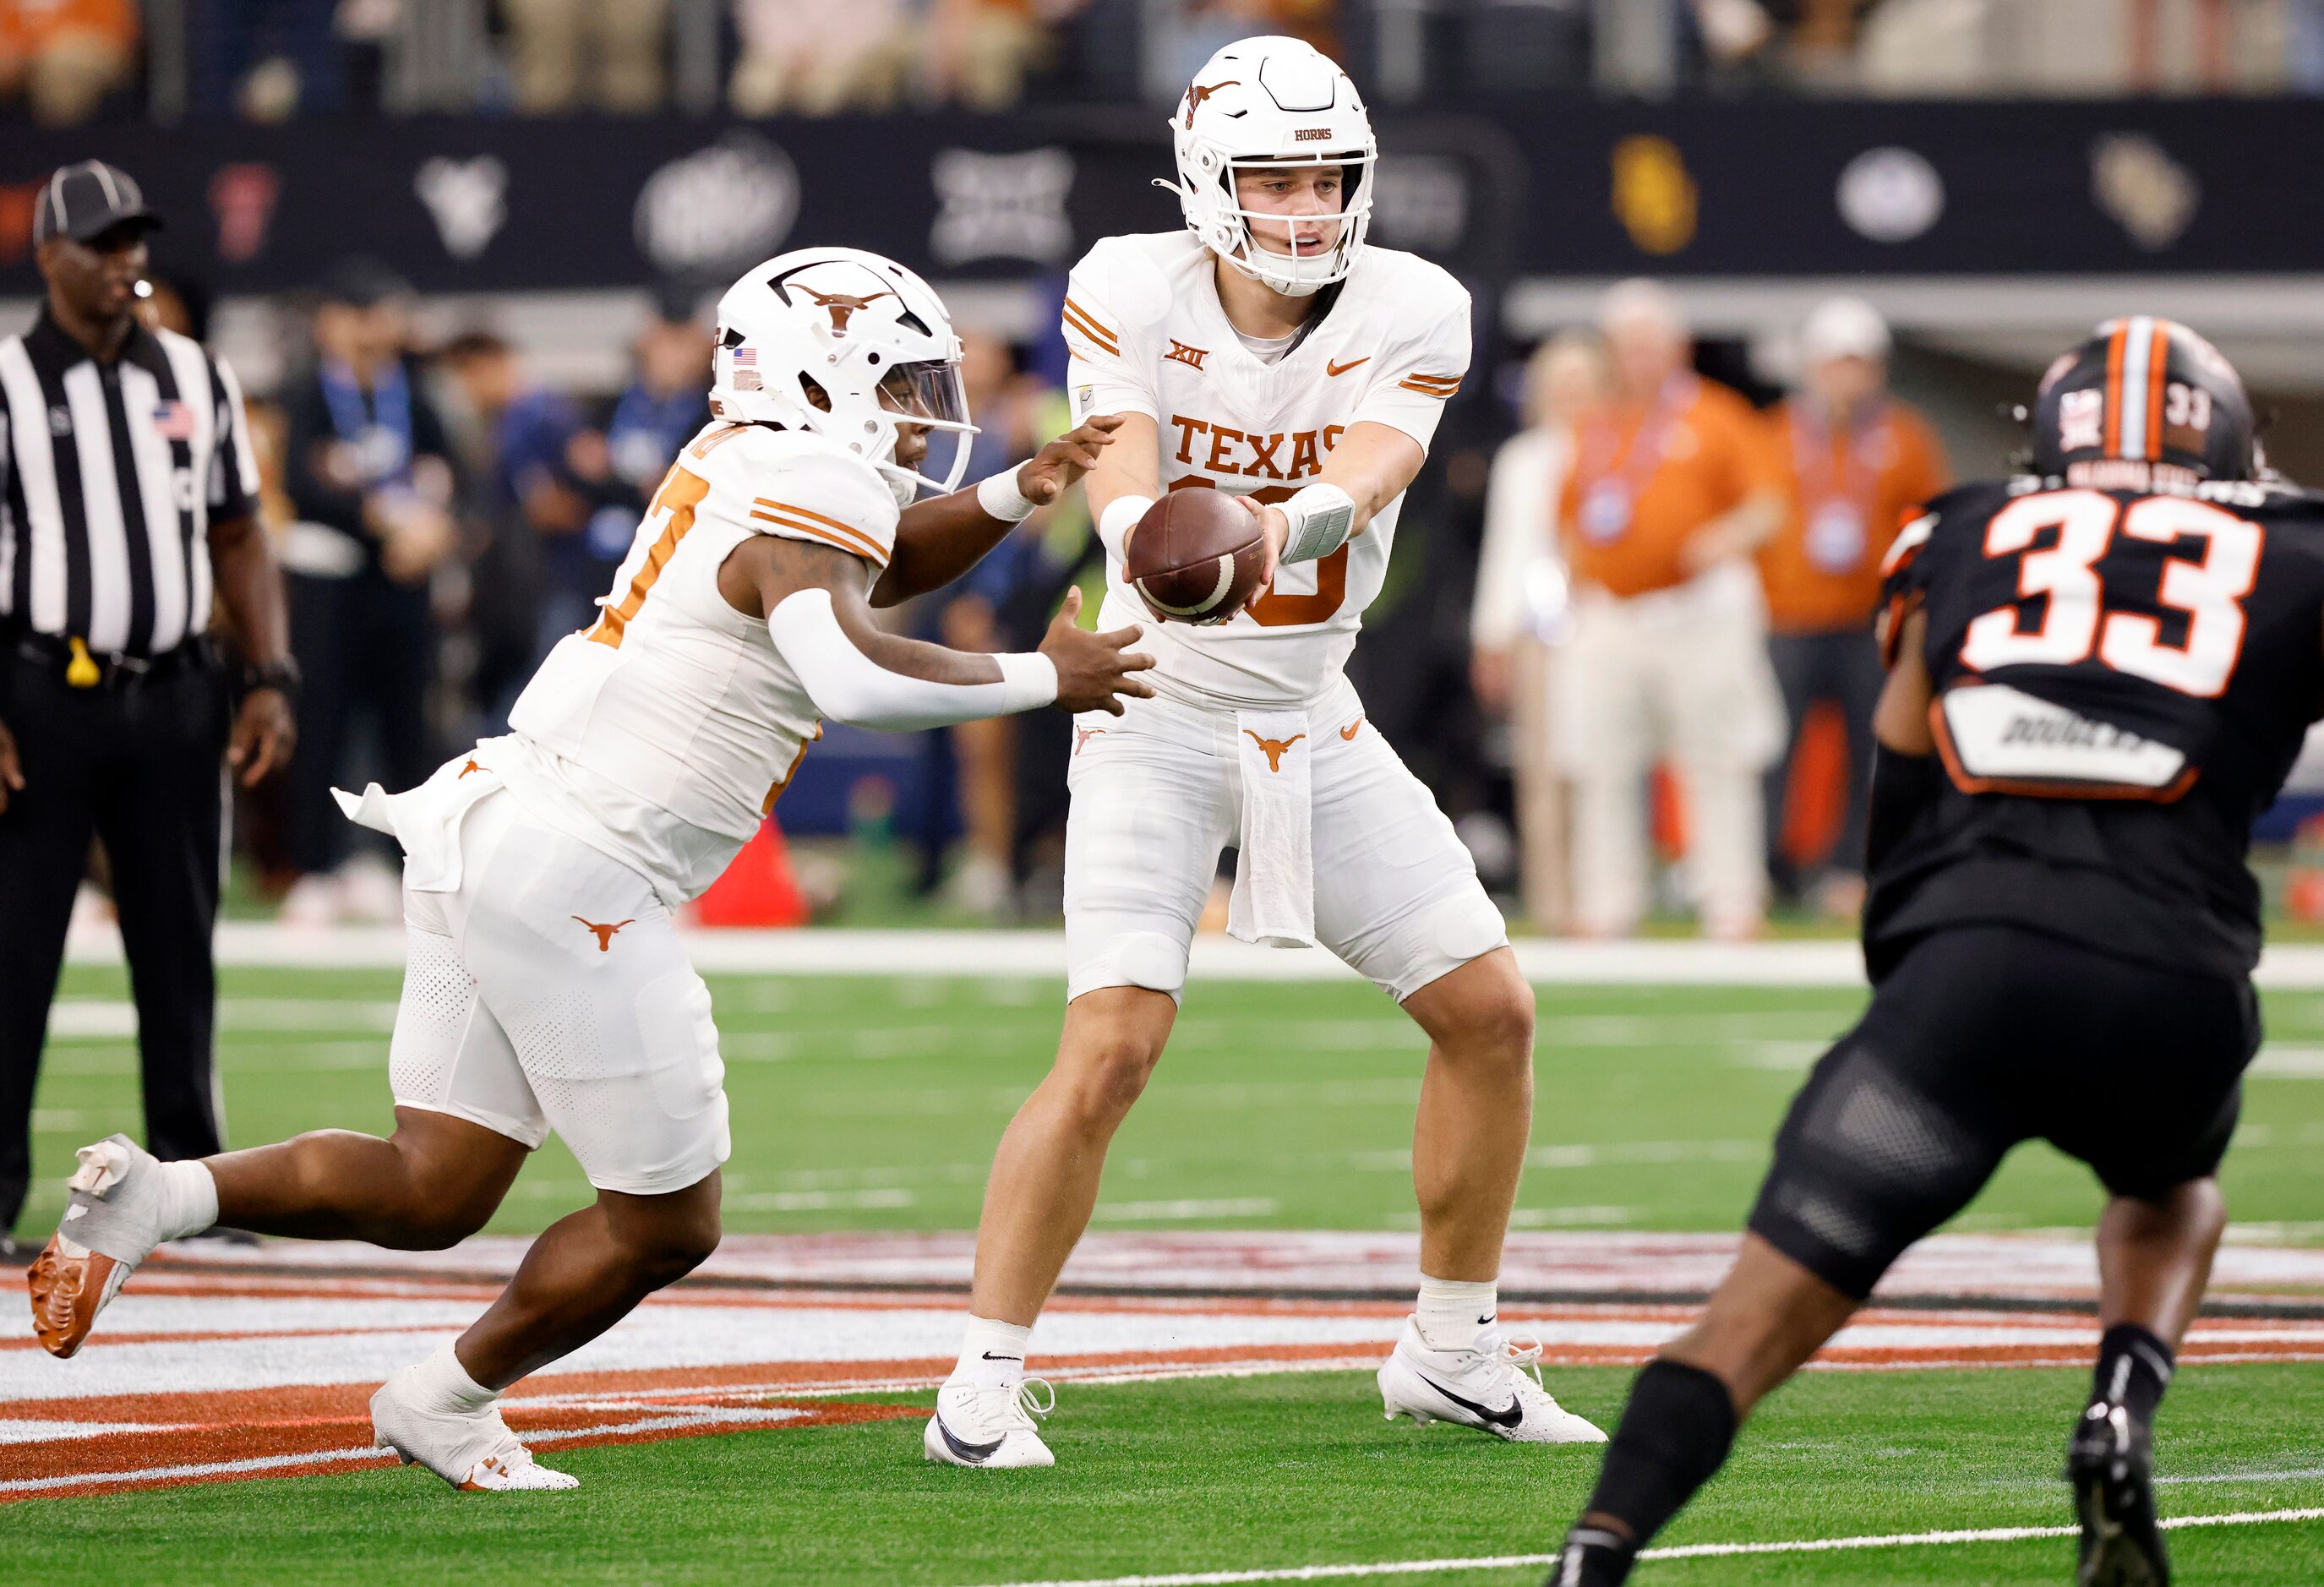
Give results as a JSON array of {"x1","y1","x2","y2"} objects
[{"x1": 0, "y1": 650, "x2": 231, "y2": 1235}]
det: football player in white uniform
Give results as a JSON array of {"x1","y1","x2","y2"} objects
[
  {"x1": 928, "y1": 37, "x2": 1603, "y2": 1470},
  {"x1": 29, "y1": 248, "x2": 1152, "y2": 1492}
]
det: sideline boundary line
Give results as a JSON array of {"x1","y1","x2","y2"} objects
[
  {"x1": 969, "y1": 1507, "x2": 2324, "y2": 1586},
  {"x1": 65, "y1": 924, "x2": 2324, "y2": 989}
]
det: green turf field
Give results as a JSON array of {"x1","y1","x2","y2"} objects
[
  {"x1": 3, "y1": 1366, "x2": 2320, "y2": 1584},
  {"x1": 23, "y1": 966, "x2": 2324, "y2": 1241},
  {"x1": 13, "y1": 964, "x2": 2324, "y2": 1584}
]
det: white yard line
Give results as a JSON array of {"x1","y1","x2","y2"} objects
[{"x1": 970, "y1": 1508, "x2": 2324, "y2": 1587}]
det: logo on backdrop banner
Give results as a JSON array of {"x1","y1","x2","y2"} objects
[
  {"x1": 929, "y1": 147, "x2": 1074, "y2": 266},
  {"x1": 209, "y1": 163, "x2": 281, "y2": 263},
  {"x1": 636, "y1": 135, "x2": 800, "y2": 275},
  {"x1": 415, "y1": 155, "x2": 508, "y2": 260},
  {"x1": 1368, "y1": 155, "x2": 1467, "y2": 253},
  {"x1": 2091, "y1": 134, "x2": 2198, "y2": 252},
  {"x1": 1610, "y1": 135, "x2": 1696, "y2": 256},
  {"x1": 1836, "y1": 146, "x2": 1944, "y2": 243}
]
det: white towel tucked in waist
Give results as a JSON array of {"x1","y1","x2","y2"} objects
[
  {"x1": 331, "y1": 748, "x2": 505, "y2": 894},
  {"x1": 1227, "y1": 708, "x2": 1316, "y2": 950}
]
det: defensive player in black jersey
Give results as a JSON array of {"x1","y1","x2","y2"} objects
[{"x1": 1551, "y1": 318, "x2": 2318, "y2": 1587}]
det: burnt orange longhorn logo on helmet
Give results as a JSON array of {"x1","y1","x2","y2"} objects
[
  {"x1": 1243, "y1": 730, "x2": 1306, "y2": 772},
  {"x1": 572, "y1": 916, "x2": 636, "y2": 952},
  {"x1": 1185, "y1": 79, "x2": 1240, "y2": 129},
  {"x1": 799, "y1": 288, "x2": 892, "y2": 334}
]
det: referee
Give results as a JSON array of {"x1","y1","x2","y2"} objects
[{"x1": 0, "y1": 162, "x2": 297, "y2": 1257}]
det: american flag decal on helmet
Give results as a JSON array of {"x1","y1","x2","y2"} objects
[{"x1": 152, "y1": 401, "x2": 195, "y2": 440}]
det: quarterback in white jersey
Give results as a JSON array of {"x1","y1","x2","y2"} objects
[
  {"x1": 30, "y1": 248, "x2": 1151, "y2": 1491},
  {"x1": 929, "y1": 37, "x2": 1602, "y2": 1472}
]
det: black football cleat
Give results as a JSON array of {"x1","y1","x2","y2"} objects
[
  {"x1": 1545, "y1": 1525, "x2": 1634, "y2": 1587},
  {"x1": 2068, "y1": 1400, "x2": 2169, "y2": 1587}
]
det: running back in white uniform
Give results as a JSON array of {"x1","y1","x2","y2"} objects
[
  {"x1": 355, "y1": 419, "x2": 901, "y2": 1195},
  {"x1": 1064, "y1": 232, "x2": 1470, "y2": 707},
  {"x1": 1055, "y1": 232, "x2": 1507, "y2": 1005}
]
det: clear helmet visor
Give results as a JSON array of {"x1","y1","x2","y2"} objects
[{"x1": 879, "y1": 357, "x2": 978, "y2": 498}]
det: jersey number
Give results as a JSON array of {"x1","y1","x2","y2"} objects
[
  {"x1": 587, "y1": 465, "x2": 710, "y2": 649},
  {"x1": 1959, "y1": 488, "x2": 2261, "y2": 699},
  {"x1": 1165, "y1": 478, "x2": 1349, "y2": 626}
]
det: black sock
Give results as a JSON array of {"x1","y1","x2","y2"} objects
[
  {"x1": 1575, "y1": 1360, "x2": 1740, "y2": 1557},
  {"x1": 2091, "y1": 1322, "x2": 2174, "y2": 1427}
]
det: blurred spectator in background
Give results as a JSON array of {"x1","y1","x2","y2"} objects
[
  {"x1": 277, "y1": 259, "x2": 459, "y2": 925},
  {"x1": 188, "y1": 0, "x2": 352, "y2": 117},
  {"x1": 0, "y1": 0, "x2": 137, "y2": 124},
  {"x1": 1756, "y1": 296, "x2": 1948, "y2": 915},
  {"x1": 730, "y1": 0, "x2": 909, "y2": 116},
  {"x1": 913, "y1": 330, "x2": 1065, "y2": 916},
  {"x1": 1553, "y1": 280, "x2": 1787, "y2": 939},
  {"x1": 925, "y1": 0, "x2": 1049, "y2": 110},
  {"x1": 1470, "y1": 332, "x2": 1607, "y2": 931},
  {"x1": 504, "y1": 0, "x2": 668, "y2": 112},
  {"x1": 606, "y1": 286, "x2": 713, "y2": 504}
]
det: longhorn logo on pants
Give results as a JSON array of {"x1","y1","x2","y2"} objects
[
  {"x1": 1243, "y1": 731, "x2": 1305, "y2": 772},
  {"x1": 572, "y1": 917, "x2": 636, "y2": 952}
]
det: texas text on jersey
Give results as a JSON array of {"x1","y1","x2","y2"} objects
[
  {"x1": 1868, "y1": 473, "x2": 2324, "y2": 979},
  {"x1": 1061, "y1": 230, "x2": 1470, "y2": 706}
]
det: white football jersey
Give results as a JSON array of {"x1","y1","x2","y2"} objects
[
  {"x1": 503, "y1": 422, "x2": 897, "y2": 903},
  {"x1": 1062, "y1": 232, "x2": 1470, "y2": 707}
]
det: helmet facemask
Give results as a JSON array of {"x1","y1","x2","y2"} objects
[{"x1": 1170, "y1": 149, "x2": 1376, "y2": 298}]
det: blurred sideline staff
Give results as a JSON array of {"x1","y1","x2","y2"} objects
[
  {"x1": 0, "y1": 162, "x2": 295, "y2": 1252},
  {"x1": 1470, "y1": 333, "x2": 1607, "y2": 930},
  {"x1": 1553, "y1": 280, "x2": 1787, "y2": 940},
  {"x1": 275, "y1": 259, "x2": 459, "y2": 926},
  {"x1": 1756, "y1": 297, "x2": 1949, "y2": 914}
]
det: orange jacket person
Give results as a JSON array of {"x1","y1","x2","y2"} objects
[
  {"x1": 1756, "y1": 297, "x2": 1948, "y2": 913},
  {"x1": 1552, "y1": 280, "x2": 1787, "y2": 938}
]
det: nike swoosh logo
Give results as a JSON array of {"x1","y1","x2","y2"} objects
[
  {"x1": 933, "y1": 1411, "x2": 1005, "y2": 1464},
  {"x1": 1327, "y1": 357, "x2": 1370, "y2": 377},
  {"x1": 1411, "y1": 1367, "x2": 1524, "y2": 1429},
  {"x1": 1339, "y1": 717, "x2": 1363, "y2": 740},
  {"x1": 1477, "y1": 1314, "x2": 1496, "y2": 1327},
  {"x1": 981, "y1": 1352, "x2": 1022, "y2": 1362}
]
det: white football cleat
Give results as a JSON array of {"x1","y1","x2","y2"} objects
[
  {"x1": 923, "y1": 1377, "x2": 1056, "y2": 1469},
  {"x1": 1377, "y1": 1316, "x2": 1607, "y2": 1444},
  {"x1": 371, "y1": 1361, "x2": 578, "y2": 1492},
  {"x1": 29, "y1": 1135, "x2": 172, "y2": 1357}
]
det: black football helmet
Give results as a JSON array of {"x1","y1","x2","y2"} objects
[{"x1": 2030, "y1": 317, "x2": 2256, "y2": 486}]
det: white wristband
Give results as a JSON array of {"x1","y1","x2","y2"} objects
[
  {"x1": 993, "y1": 649, "x2": 1060, "y2": 713},
  {"x1": 1280, "y1": 483, "x2": 1356, "y2": 564},
  {"x1": 975, "y1": 467, "x2": 1040, "y2": 524},
  {"x1": 1097, "y1": 494, "x2": 1154, "y2": 562}
]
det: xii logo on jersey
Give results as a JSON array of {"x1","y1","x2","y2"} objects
[{"x1": 1165, "y1": 340, "x2": 1210, "y2": 373}]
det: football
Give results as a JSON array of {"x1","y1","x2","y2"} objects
[{"x1": 1125, "y1": 489, "x2": 1269, "y2": 624}]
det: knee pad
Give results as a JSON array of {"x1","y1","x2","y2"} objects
[{"x1": 1426, "y1": 889, "x2": 1509, "y2": 966}]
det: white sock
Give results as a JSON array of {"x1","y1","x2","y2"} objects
[
  {"x1": 153, "y1": 1159, "x2": 220, "y2": 1243},
  {"x1": 407, "y1": 1342, "x2": 499, "y2": 1414},
  {"x1": 954, "y1": 1315, "x2": 1033, "y2": 1385},
  {"x1": 1415, "y1": 1276, "x2": 1498, "y2": 1353}
]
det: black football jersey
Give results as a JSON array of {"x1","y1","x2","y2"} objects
[{"x1": 1866, "y1": 475, "x2": 2324, "y2": 979}]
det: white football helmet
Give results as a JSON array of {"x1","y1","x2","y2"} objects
[
  {"x1": 1159, "y1": 35, "x2": 1377, "y2": 298},
  {"x1": 711, "y1": 247, "x2": 976, "y2": 508}
]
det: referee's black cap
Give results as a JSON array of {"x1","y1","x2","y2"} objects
[{"x1": 31, "y1": 161, "x2": 161, "y2": 247}]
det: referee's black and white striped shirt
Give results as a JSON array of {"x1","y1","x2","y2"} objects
[{"x1": 0, "y1": 309, "x2": 259, "y2": 658}]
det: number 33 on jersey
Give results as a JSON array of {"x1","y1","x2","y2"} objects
[
  {"x1": 1060, "y1": 231, "x2": 1470, "y2": 707},
  {"x1": 1881, "y1": 476, "x2": 2324, "y2": 804}
]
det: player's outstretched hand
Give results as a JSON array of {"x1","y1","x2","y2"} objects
[
  {"x1": 1015, "y1": 414, "x2": 1125, "y2": 506},
  {"x1": 1237, "y1": 495, "x2": 1290, "y2": 614},
  {"x1": 1039, "y1": 586, "x2": 1155, "y2": 716},
  {"x1": 0, "y1": 714, "x2": 21, "y2": 816}
]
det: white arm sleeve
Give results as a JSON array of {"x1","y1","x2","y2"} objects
[{"x1": 768, "y1": 589, "x2": 1057, "y2": 732}]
